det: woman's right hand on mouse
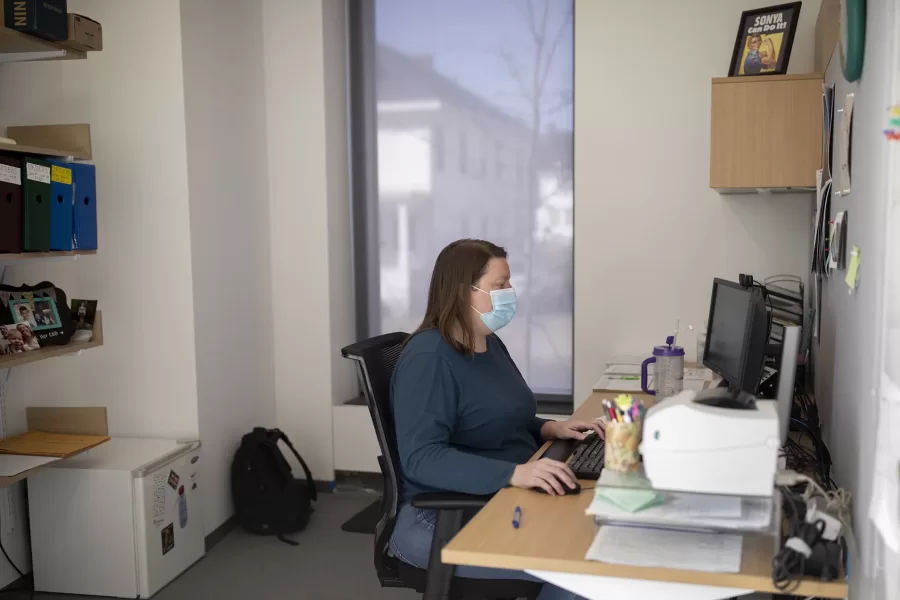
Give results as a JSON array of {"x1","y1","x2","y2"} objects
[{"x1": 509, "y1": 459, "x2": 577, "y2": 496}]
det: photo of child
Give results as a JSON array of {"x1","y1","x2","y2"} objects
[
  {"x1": 10, "y1": 298, "x2": 61, "y2": 333},
  {"x1": 32, "y1": 298, "x2": 59, "y2": 328},
  {"x1": 16, "y1": 323, "x2": 40, "y2": 351},
  {"x1": 14, "y1": 303, "x2": 37, "y2": 328},
  {"x1": 0, "y1": 323, "x2": 38, "y2": 353}
]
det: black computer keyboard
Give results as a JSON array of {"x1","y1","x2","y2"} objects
[{"x1": 539, "y1": 432, "x2": 605, "y2": 480}]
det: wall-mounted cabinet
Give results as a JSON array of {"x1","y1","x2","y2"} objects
[{"x1": 710, "y1": 73, "x2": 823, "y2": 193}]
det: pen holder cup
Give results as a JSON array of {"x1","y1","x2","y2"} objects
[{"x1": 604, "y1": 421, "x2": 642, "y2": 472}]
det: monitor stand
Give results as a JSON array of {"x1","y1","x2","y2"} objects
[{"x1": 693, "y1": 385, "x2": 757, "y2": 410}]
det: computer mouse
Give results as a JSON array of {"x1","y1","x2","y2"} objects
[{"x1": 534, "y1": 481, "x2": 581, "y2": 495}]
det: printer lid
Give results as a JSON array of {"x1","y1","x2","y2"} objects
[{"x1": 641, "y1": 391, "x2": 779, "y2": 454}]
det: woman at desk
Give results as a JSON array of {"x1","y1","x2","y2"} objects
[{"x1": 390, "y1": 239, "x2": 600, "y2": 600}]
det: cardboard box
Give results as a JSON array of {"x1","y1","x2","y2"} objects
[
  {"x1": 3, "y1": 0, "x2": 68, "y2": 42},
  {"x1": 60, "y1": 13, "x2": 100, "y2": 51}
]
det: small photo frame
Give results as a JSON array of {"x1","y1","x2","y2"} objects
[
  {"x1": 0, "y1": 323, "x2": 40, "y2": 353},
  {"x1": 10, "y1": 297, "x2": 60, "y2": 332},
  {"x1": 728, "y1": 3, "x2": 802, "y2": 77},
  {"x1": 71, "y1": 299, "x2": 98, "y2": 331}
]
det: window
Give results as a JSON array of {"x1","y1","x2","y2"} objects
[
  {"x1": 349, "y1": 0, "x2": 575, "y2": 407},
  {"x1": 433, "y1": 125, "x2": 445, "y2": 172},
  {"x1": 475, "y1": 139, "x2": 488, "y2": 180},
  {"x1": 458, "y1": 131, "x2": 468, "y2": 175}
]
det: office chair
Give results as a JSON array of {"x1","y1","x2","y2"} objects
[{"x1": 341, "y1": 333, "x2": 541, "y2": 600}]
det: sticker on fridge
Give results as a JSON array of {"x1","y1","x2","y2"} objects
[
  {"x1": 178, "y1": 486, "x2": 188, "y2": 528},
  {"x1": 167, "y1": 470, "x2": 180, "y2": 490},
  {"x1": 153, "y1": 472, "x2": 167, "y2": 526},
  {"x1": 161, "y1": 523, "x2": 175, "y2": 555}
]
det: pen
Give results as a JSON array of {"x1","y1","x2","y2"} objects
[{"x1": 512, "y1": 506, "x2": 521, "y2": 529}]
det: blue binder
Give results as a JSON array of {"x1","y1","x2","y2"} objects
[
  {"x1": 48, "y1": 161, "x2": 74, "y2": 251},
  {"x1": 69, "y1": 163, "x2": 97, "y2": 250}
]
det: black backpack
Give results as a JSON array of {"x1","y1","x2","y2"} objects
[{"x1": 231, "y1": 428, "x2": 317, "y2": 545}]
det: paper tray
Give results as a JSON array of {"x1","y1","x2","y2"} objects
[{"x1": 589, "y1": 488, "x2": 782, "y2": 536}]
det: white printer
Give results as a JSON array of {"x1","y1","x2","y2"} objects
[{"x1": 639, "y1": 390, "x2": 780, "y2": 497}]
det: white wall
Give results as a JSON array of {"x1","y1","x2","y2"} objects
[
  {"x1": 180, "y1": 0, "x2": 276, "y2": 534},
  {"x1": 263, "y1": 0, "x2": 355, "y2": 482},
  {"x1": 815, "y1": 3, "x2": 898, "y2": 596},
  {"x1": 573, "y1": 0, "x2": 821, "y2": 404},
  {"x1": 0, "y1": 0, "x2": 198, "y2": 586}
]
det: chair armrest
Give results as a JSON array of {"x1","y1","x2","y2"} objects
[
  {"x1": 412, "y1": 492, "x2": 496, "y2": 599},
  {"x1": 411, "y1": 492, "x2": 494, "y2": 510}
]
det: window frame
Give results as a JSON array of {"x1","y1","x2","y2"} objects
[{"x1": 347, "y1": 0, "x2": 574, "y2": 413}]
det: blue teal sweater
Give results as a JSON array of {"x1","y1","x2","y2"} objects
[{"x1": 390, "y1": 329, "x2": 548, "y2": 501}]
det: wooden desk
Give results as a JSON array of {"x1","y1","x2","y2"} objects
[{"x1": 442, "y1": 392, "x2": 848, "y2": 599}]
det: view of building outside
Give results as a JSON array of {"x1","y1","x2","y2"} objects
[{"x1": 372, "y1": 0, "x2": 573, "y2": 396}]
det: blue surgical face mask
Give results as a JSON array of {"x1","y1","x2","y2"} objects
[{"x1": 471, "y1": 286, "x2": 517, "y2": 332}]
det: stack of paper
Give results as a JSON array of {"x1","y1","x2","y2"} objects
[
  {"x1": 684, "y1": 367, "x2": 714, "y2": 381},
  {"x1": 585, "y1": 525, "x2": 743, "y2": 573},
  {"x1": 0, "y1": 454, "x2": 59, "y2": 477},
  {"x1": 595, "y1": 357, "x2": 719, "y2": 393},
  {"x1": 587, "y1": 480, "x2": 774, "y2": 532},
  {"x1": 593, "y1": 375, "x2": 644, "y2": 393}
]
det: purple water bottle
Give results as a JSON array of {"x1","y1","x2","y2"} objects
[{"x1": 640, "y1": 336, "x2": 685, "y2": 398}]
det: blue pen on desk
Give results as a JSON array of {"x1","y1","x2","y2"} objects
[{"x1": 512, "y1": 506, "x2": 521, "y2": 529}]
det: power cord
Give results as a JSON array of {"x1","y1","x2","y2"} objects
[
  {"x1": 0, "y1": 505, "x2": 23, "y2": 579},
  {"x1": 773, "y1": 518, "x2": 826, "y2": 592},
  {"x1": 774, "y1": 471, "x2": 856, "y2": 592},
  {"x1": 0, "y1": 504, "x2": 32, "y2": 599}
]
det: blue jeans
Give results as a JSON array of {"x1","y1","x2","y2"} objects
[{"x1": 390, "y1": 503, "x2": 584, "y2": 600}]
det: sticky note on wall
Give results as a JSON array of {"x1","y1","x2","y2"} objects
[{"x1": 845, "y1": 246, "x2": 861, "y2": 291}]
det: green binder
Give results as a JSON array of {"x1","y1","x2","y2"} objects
[{"x1": 22, "y1": 157, "x2": 51, "y2": 251}]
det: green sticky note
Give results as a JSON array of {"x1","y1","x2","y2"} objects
[
  {"x1": 845, "y1": 246, "x2": 861, "y2": 290},
  {"x1": 595, "y1": 487, "x2": 664, "y2": 513}
]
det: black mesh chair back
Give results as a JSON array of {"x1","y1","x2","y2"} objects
[
  {"x1": 341, "y1": 332, "x2": 408, "y2": 585},
  {"x1": 342, "y1": 332, "x2": 541, "y2": 600}
]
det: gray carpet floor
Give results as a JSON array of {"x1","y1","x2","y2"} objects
[
  {"x1": 10, "y1": 491, "x2": 776, "y2": 600},
  {"x1": 23, "y1": 492, "x2": 418, "y2": 600}
]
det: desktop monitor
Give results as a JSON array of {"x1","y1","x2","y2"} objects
[{"x1": 703, "y1": 278, "x2": 768, "y2": 394}]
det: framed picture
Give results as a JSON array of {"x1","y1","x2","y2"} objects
[
  {"x1": 729, "y1": 3, "x2": 802, "y2": 77},
  {"x1": 10, "y1": 297, "x2": 60, "y2": 332},
  {"x1": 0, "y1": 323, "x2": 39, "y2": 353},
  {"x1": 71, "y1": 299, "x2": 98, "y2": 331}
]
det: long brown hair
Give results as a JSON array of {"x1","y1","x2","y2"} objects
[{"x1": 410, "y1": 239, "x2": 508, "y2": 354}]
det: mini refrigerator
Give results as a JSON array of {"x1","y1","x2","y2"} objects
[{"x1": 28, "y1": 438, "x2": 205, "y2": 598}]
